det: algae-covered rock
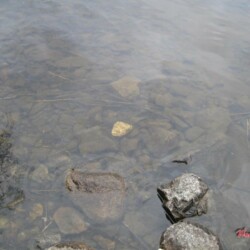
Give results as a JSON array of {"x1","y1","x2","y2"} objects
[{"x1": 65, "y1": 170, "x2": 125, "y2": 223}]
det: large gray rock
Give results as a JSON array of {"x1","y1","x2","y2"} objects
[
  {"x1": 157, "y1": 173, "x2": 208, "y2": 223},
  {"x1": 65, "y1": 170, "x2": 125, "y2": 223},
  {"x1": 47, "y1": 241, "x2": 95, "y2": 250},
  {"x1": 159, "y1": 221, "x2": 222, "y2": 250}
]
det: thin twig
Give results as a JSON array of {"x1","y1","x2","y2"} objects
[
  {"x1": 230, "y1": 112, "x2": 250, "y2": 116},
  {"x1": 48, "y1": 71, "x2": 72, "y2": 81},
  {"x1": 247, "y1": 118, "x2": 249, "y2": 148},
  {"x1": 42, "y1": 221, "x2": 52, "y2": 233},
  {"x1": 32, "y1": 189, "x2": 60, "y2": 192},
  {"x1": 0, "y1": 95, "x2": 17, "y2": 100}
]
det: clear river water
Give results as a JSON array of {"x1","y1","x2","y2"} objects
[{"x1": 0, "y1": 0, "x2": 250, "y2": 249}]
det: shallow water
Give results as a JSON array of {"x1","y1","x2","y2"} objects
[{"x1": 1, "y1": 0, "x2": 250, "y2": 249}]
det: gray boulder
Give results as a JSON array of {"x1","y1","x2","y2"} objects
[
  {"x1": 159, "y1": 221, "x2": 222, "y2": 250},
  {"x1": 157, "y1": 173, "x2": 208, "y2": 223}
]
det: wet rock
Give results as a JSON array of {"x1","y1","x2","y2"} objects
[
  {"x1": 157, "y1": 173, "x2": 208, "y2": 223},
  {"x1": 53, "y1": 56, "x2": 90, "y2": 69},
  {"x1": 35, "y1": 233, "x2": 61, "y2": 250},
  {"x1": 47, "y1": 241, "x2": 95, "y2": 250},
  {"x1": 29, "y1": 203, "x2": 43, "y2": 220},
  {"x1": 78, "y1": 126, "x2": 116, "y2": 155},
  {"x1": 29, "y1": 164, "x2": 49, "y2": 183},
  {"x1": 93, "y1": 235, "x2": 115, "y2": 250},
  {"x1": 159, "y1": 221, "x2": 222, "y2": 250},
  {"x1": 120, "y1": 137, "x2": 138, "y2": 155},
  {"x1": 194, "y1": 106, "x2": 230, "y2": 133},
  {"x1": 111, "y1": 76, "x2": 140, "y2": 98},
  {"x1": 124, "y1": 197, "x2": 167, "y2": 239},
  {"x1": 65, "y1": 170, "x2": 125, "y2": 223},
  {"x1": 53, "y1": 207, "x2": 88, "y2": 234},
  {"x1": 0, "y1": 216, "x2": 9, "y2": 229},
  {"x1": 111, "y1": 121, "x2": 133, "y2": 137},
  {"x1": 162, "y1": 61, "x2": 191, "y2": 76},
  {"x1": 6, "y1": 190, "x2": 25, "y2": 210},
  {"x1": 46, "y1": 154, "x2": 72, "y2": 169},
  {"x1": 0, "y1": 63, "x2": 9, "y2": 82},
  {"x1": 149, "y1": 92, "x2": 172, "y2": 108},
  {"x1": 17, "y1": 227, "x2": 40, "y2": 242},
  {"x1": 142, "y1": 126, "x2": 179, "y2": 157}
]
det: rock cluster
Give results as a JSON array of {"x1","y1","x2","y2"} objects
[{"x1": 157, "y1": 173, "x2": 222, "y2": 250}]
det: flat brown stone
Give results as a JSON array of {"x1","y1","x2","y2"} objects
[
  {"x1": 65, "y1": 170, "x2": 125, "y2": 223},
  {"x1": 159, "y1": 221, "x2": 222, "y2": 250}
]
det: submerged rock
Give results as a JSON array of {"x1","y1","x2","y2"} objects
[
  {"x1": 35, "y1": 233, "x2": 61, "y2": 250},
  {"x1": 157, "y1": 173, "x2": 208, "y2": 223},
  {"x1": 65, "y1": 170, "x2": 125, "y2": 223},
  {"x1": 111, "y1": 76, "x2": 140, "y2": 98},
  {"x1": 93, "y1": 235, "x2": 115, "y2": 250},
  {"x1": 29, "y1": 164, "x2": 49, "y2": 183},
  {"x1": 47, "y1": 241, "x2": 95, "y2": 250},
  {"x1": 78, "y1": 126, "x2": 116, "y2": 155},
  {"x1": 159, "y1": 221, "x2": 222, "y2": 250},
  {"x1": 143, "y1": 126, "x2": 179, "y2": 157},
  {"x1": 111, "y1": 121, "x2": 133, "y2": 137},
  {"x1": 29, "y1": 203, "x2": 43, "y2": 220},
  {"x1": 53, "y1": 207, "x2": 88, "y2": 234}
]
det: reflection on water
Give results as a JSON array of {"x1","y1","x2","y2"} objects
[{"x1": 0, "y1": 0, "x2": 250, "y2": 249}]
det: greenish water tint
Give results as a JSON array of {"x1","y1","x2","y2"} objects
[{"x1": 0, "y1": 0, "x2": 250, "y2": 249}]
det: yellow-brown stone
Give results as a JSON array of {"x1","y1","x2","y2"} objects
[{"x1": 111, "y1": 121, "x2": 133, "y2": 137}]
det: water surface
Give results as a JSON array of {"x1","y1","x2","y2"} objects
[{"x1": 1, "y1": 0, "x2": 250, "y2": 249}]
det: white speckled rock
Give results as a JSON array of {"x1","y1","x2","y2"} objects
[
  {"x1": 159, "y1": 221, "x2": 222, "y2": 250},
  {"x1": 157, "y1": 173, "x2": 208, "y2": 222}
]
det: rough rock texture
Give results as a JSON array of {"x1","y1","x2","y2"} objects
[
  {"x1": 159, "y1": 221, "x2": 222, "y2": 250},
  {"x1": 47, "y1": 241, "x2": 95, "y2": 250},
  {"x1": 65, "y1": 170, "x2": 125, "y2": 223},
  {"x1": 157, "y1": 173, "x2": 208, "y2": 222},
  {"x1": 53, "y1": 207, "x2": 88, "y2": 234}
]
